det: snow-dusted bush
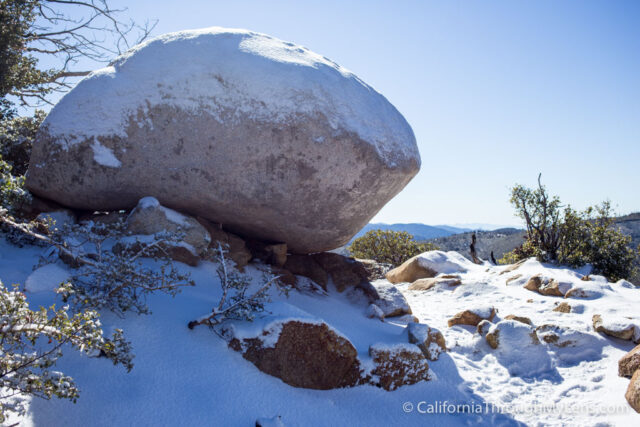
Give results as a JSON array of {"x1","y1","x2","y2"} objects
[
  {"x1": 503, "y1": 176, "x2": 638, "y2": 281},
  {"x1": 1, "y1": 211, "x2": 195, "y2": 315},
  {"x1": 188, "y1": 244, "x2": 286, "y2": 330},
  {"x1": 0, "y1": 281, "x2": 133, "y2": 423},
  {"x1": 49, "y1": 221, "x2": 195, "y2": 316},
  {"x1": 349, "y1": 229, "x2": 438, "y2": 267}
]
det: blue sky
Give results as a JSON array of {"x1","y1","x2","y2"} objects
[{"x1": 36, "y1": 1, "x2": 640, "y2": 226}]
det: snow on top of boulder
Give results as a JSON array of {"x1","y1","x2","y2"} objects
[
  {"x1": 469, "y1": 305, "x2": 495, "y2": 319},
  {"x1": 415, "y1": 250, "x2": 480, "y2": 274},
  {"x1": 42, "y1": 27, "x2": 418, "y2": 167},
  {"x1": 134, "y1": 196, "x2": 189, "y2": 227},
  {"x1": 137, "y1": 196, "x2": 160, "y2": 209}
]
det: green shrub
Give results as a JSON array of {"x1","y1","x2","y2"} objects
[
  {"x1": 0, "y1": 111, "x2": 44, "y2": 176},
  {"x1": 348, "y1": 229, "x2": 438, "y2": 267},
  {"x1": 501, "y1": 176, "x2": 639, "y2": 281}
]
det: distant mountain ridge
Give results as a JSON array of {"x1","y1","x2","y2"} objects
[{"x1": 351, "y1": 223, "x2": 471, "y2": 242}]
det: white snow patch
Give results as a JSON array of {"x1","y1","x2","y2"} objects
[
  {"x1": 25, "y1": 264, "x2": 70, "y2": 293},
  {"x1": 91, "y1": 139, "x2": 121, "y2": 168},
  {"x1": 487, "y1": 320, "x2": 554, "y2": 377}
]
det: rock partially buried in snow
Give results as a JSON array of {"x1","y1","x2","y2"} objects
[
  {"x1": 407, "y1": 323, "x2": 446, "y2": 361},
  {"x1": 122, "y1": 197, "x2": 211, "y2": 266},
  {"x1": 448, "y1": 306, "x2": 496, "y2": 327},
  {"x1": 368, "y1": 343, "x2": 430, "y2": 391},
  {"x1": 26, "y1": 27, "x2": 420, "y2": 254},
  {"x1": 370, "y1": 280, "x2": 412, "y2": 318},
  {"x1": 386, "y1": 251, "x2": 474, "y2": 284},
  {"x1": 408, "y1": 276, "x2": 461, "y2": 291},
  {"x1": 592, "y1": 314, "x2": 640, "y2": 343},
  {"x1": 484, "y1": 320, "x2": 554, "y2": 377}
]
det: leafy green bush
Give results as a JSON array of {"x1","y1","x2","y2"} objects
[
  {"x1": 0, "y1": 111, "x2": 44, "y2": 175},
  {"x1": 501, "y1": 176, "x2": 639, "y2": 281},
  {"x1": 348, "y1": 229, "x2": 438, "y2": 267}
]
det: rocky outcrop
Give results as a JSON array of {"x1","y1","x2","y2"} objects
[
  {"x1": 228, "y1": 321, "x2": 362, "y2": 390},
  {"x1": 25, "y1": 28, "x2": 420, "y2": 254},
  {"x1": 619, "y1": 344, "x2": 640, "y2": 378},
  {"x1": 448, "y1": 307, "x2": 496, "y2": 327},
  {"x1": 407, "y1": 323, "x2": 446, "y2": 361},
  {"x1": 368, "y1": 344, "x2": 430, "y2": 391}
]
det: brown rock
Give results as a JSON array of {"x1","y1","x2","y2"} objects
[
  {"x1": 197, "y1": 217, "x2": 252, "y2": 268},
  {"x1": 369, "y1": 344, "x2": 430, "y2": 391},
  {"x1": 247, "y1": 240, "x2": 288, "y2": 267},
  {"x1": 271, "y1": 267, "x2": 298, "y2": 288},
  {"x1": 408, "y1": 277, "x2": 462, "y2": 291},
  {"x1": 619, "y1": 344, "x2": 640, "y2": 378},
  {"x1": 524, "y1": 275, "x2": 543, "y2": 292},
  {"x1": 477, "y1": 320, "x2": 493, "y2": 337},
  {"x1": 553, "y1": 302, "x2": 572, "y2": 313},
  {"x1": 535, "y1": 324, "x2": 576, "y2": 348},
  {"x1": 310, "y1": 252, "x2": 370, "y2": 293},
  {"x1": 486, "y1": 329, "x2": 500, "y2": 349},
  {"x1": 448, "y1": 307, "x2": 496, "y2": 327},
  {"x1": 539, "y1": 279, "x2": 565, "y2": 297},
  {"x1": 504, "y1": 314, "x2": 533, "y2": 326},
  {"x1": 592, "y1": 314, "x2": 637, "y2": 341},
  {"x1": 408, "y1": 278, "x2": 438, "y2": 291},
  {"x1": 385, "y1": 256, "x2": 437, "y2": 284},
  {"x1": 407, "y1": 323, "x2": 446, "y2": 361},
  {"x1": 626, "y1": 370, "x2": 640, "y2": 413},
  {"x1": 283, "y1": 255, "x2": 329, "y2": 290},
  {"x1": 229, "y1": 321, "x2": 361, "y2": 390}
]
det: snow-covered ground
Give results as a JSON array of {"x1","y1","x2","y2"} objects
[{"x1": 1, "y1": 239, "x2": 638, "y2": 426}]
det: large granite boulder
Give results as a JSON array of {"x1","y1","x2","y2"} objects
[{"x1": 26, "y1": 27, "x2": 420, "y2": 254}]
